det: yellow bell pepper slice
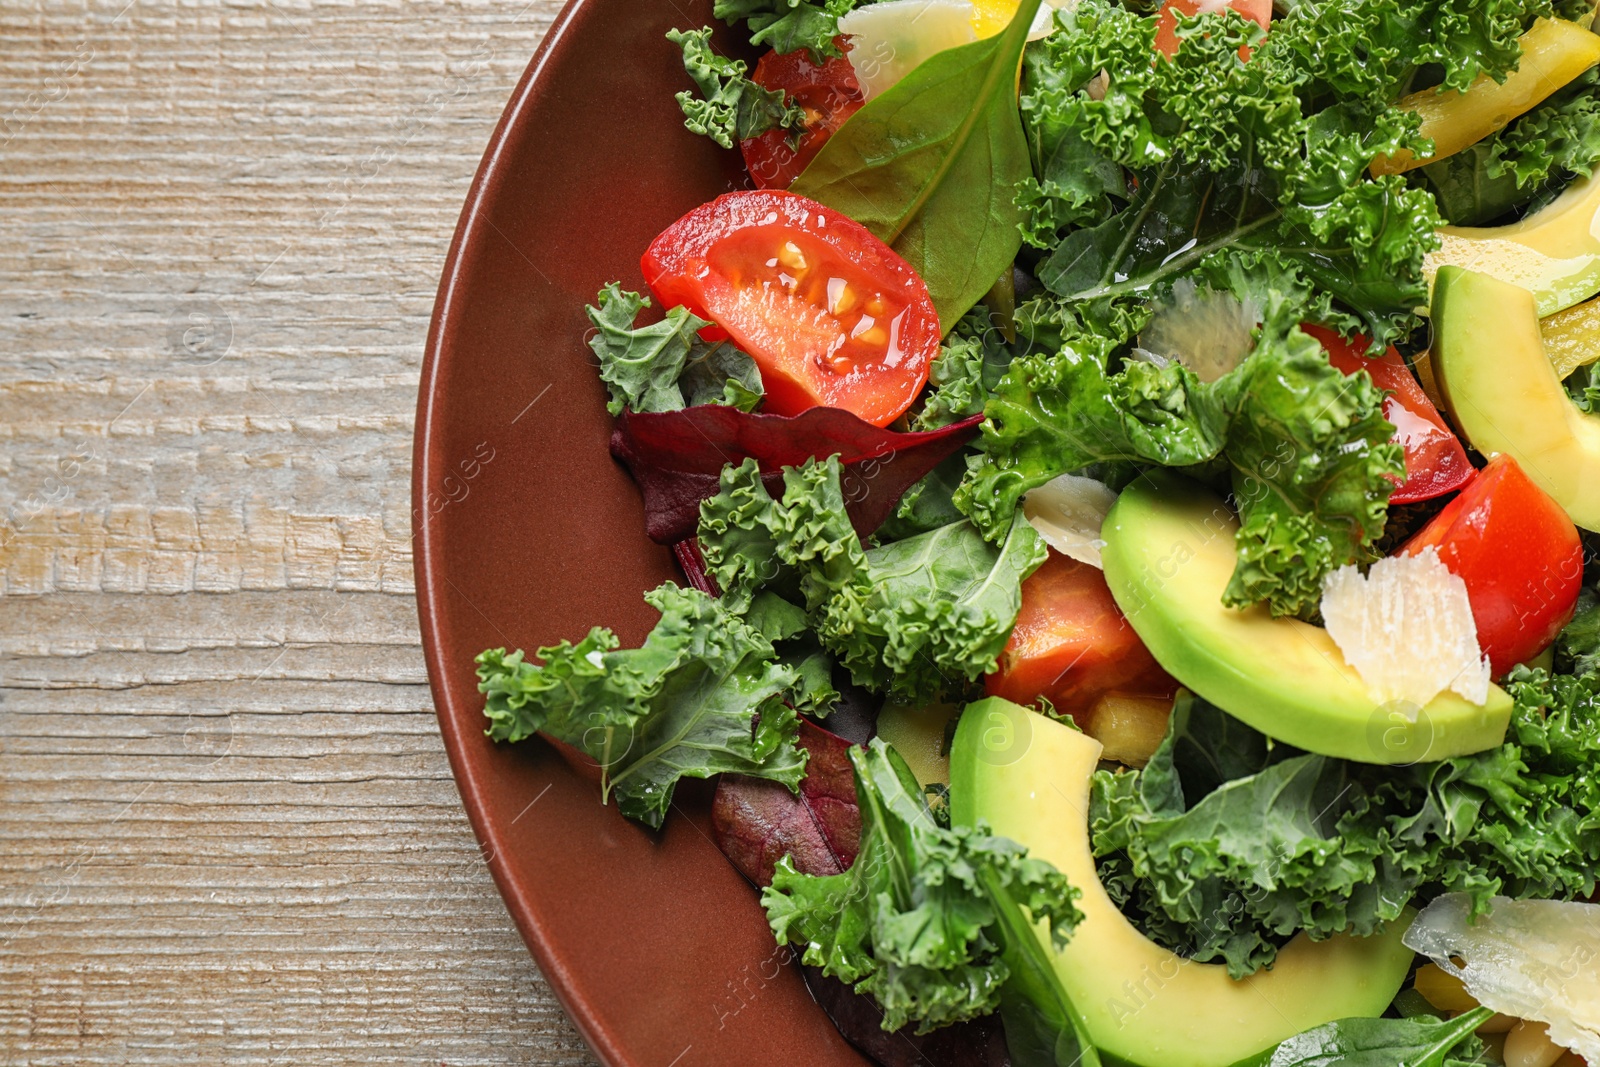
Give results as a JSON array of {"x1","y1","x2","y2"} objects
[
  {"x1": 1372, "y1": 18, "x2": 1600, "y2": 177},
  {"x1": 1541, "y1": 294, "x2": 1600, "y2": 379}
]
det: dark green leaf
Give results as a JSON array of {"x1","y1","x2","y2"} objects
[
  {"x1": 763, "y1": 738, "x2": 1083, "y2": 1034},
  {"x1": 585, "y1": 284, "x2": 710, "y2": 417},
  {"x1": 712, "y1": 0, "x2": 855, "y2": 63},
  {"x1": 679, "y1": 339, "x2": 765, "y2": 411},
  {"x1": 1091, "y1": 661, "x2": 1600, "y2": 976},
  {"x1": 476, "y1": 584, "x2": 805, "y2": 829},
  {"x1": 668, "y1": 27, "x2": 805, "y2": 150},
  {"x1": 818, "y1": 512, "x2": 1048, "y2": 701},
  {"x1": 1237, "y1": 1008, "x2": 1492, "y2": 1067},
  {"x1": 791, "y1": 0, "x2": 1043, "y2": 330}
]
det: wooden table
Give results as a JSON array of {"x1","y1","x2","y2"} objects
[{"x1": 0, "y1": 2, "x2": 599, "y2": 1062}]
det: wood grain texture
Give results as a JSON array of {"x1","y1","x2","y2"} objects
[{"x1": 0, "y1": 1, "x2": 602, "y2": 1062}]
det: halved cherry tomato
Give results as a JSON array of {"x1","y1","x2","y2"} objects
[
  {"x1": 986, "y1": 550, "x2": 1178, "y2": 720},
  {"x1": 1155, "y1": 0, "x2": 1271, "y2": 59},
  {"x1": 741, "y1": 40, "x2": 863, "y2": 190},
  {"x1": 1400, "y1": 454, "x2": 1584, "y2": 676},
  {"x1": 1305, "y1": 324, "x2": 1476, "y2": 505},
  {"x1": 641, "y1": 190, "x2": 940, "y2": 427}
]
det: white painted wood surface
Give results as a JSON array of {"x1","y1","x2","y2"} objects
[{"x1": 0, "y1": 2, "x2": 600, "y2": 1062}]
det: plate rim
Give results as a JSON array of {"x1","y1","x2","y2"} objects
[{"x1": 412, "y1": 1, "x2": 628, "y2": 1063}]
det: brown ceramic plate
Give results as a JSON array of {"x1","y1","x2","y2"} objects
[{"x1": 413, "y1": 2, "x2": 870, "y2": 1064}]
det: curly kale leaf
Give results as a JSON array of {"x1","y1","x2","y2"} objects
[
  {"x1": 954, "y1": 342, "x2": 1233, "y2": 539},
  {"x1": 668, "y1": 27, "x2": 805, "y2": 149},
  {"x1": 1220, "y1": 322, "x2": 1404, "y2": 618},
  {"x1": 1092, "y1": 655, "x2": 1600, "y2": 977},
  {"x1": 1018, "y1": 2, "x2": 1444, "y2": 344},
  {"x1": 697, "y1": 455, "x2": 868, "y2": 613},
  {"x1": 957, "y1": 316, "x2": 1399, "y2": 617},
  {"x1": 765, "y1": 738, "x2": 1082, "y2": 1034},
  {"x1": 585, "y1": 284, "x2": 764, "y2": 416},
  {"x1": 1263, "y1": 0, "x2": 1556, "y2": 104},
  {"x1": 912, "y1": 308, "x2": 1019, "y2": 432},
  {"x1": 477, "y1": 584, "x2": 805, "y2": 829},
  {"x1": 1419, "y1": 67, "x2": 1600, "y2": 224},
  {"x1": 818, "y1": 511, "x2": 1048, "y2": 700},
  {"x1": 698, "y1": 455, "x2": 1046, "y2": 701},
  {"x1": 712, "y1": 0, "x2": 856, "y2": 63}
]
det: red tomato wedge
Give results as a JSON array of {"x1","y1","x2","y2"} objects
[
  {"x1": 1305, "y1": 324, "x2": 1475, "y2": 505},
  {"x1": 986, "y1": 550, "x2": 1178, "y2": 720},
  {"x1": 741, "y1": 41, "x2": 863, "y2": 190},
  {"x1": 642, "y1": 190, "x2": 940, "y2": 427},
  {"x1": 1155, "y1": 0, "x2": 1271, "y2": 59},
  {"x1": 1400, "y1": 454, "x2": 1584, "y2": 676}
]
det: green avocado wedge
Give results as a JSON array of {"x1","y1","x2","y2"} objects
[
  {"x1": 950, "y1": 699, "x2": 1415, "y2": 1067},
  {"x1": 1099, "y1": 474, "x2": 1512, "y2": 763},
  {"x1": 1424, "y1": 173, "x2": 1600, "y2": 317},
  {"x1": 1433, "y1": 266, "x2": 1600, "y2": 532}
]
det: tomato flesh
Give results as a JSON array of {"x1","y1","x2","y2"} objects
[
  {"x1": 986, "y1": 550, "x2": 1178, "y2": 720},
  {"x1": 741, "y1": 40, "x2": 863, "y2": 190},
  {"x1": 642, "y1": 190, "x2": 940, "y2": 427},
  {"x1": 1400, "y1": 454, "x2": 1584, "y2": 676},
  {"x1": 1155, "y1": 0, "x2": 1271, "y2": 59},
  {"x1": 1305, "y1": 325, "x2": 1476, "y2": 505}
]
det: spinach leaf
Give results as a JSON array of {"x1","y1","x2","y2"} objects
[
  {"x1": 791, "y1": 0, "x2": 1043, "y2": 331},
  {"x1": 1235, "y1": 1008, "x2": 1492, "y2": 1067}
]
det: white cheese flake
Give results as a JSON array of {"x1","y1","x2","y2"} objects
[
  {"x1": 1405, "y1": 895, "x2": 1600, "y2": 1062},
  {"x1": 1320, "y1": 547, "x2": 1490, "y2": 709},
  {"x1": 1022, "y1": 474, "x2": 1117, "y2": 568}
]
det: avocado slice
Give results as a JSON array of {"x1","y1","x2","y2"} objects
[
  {"x1": 1424, "y1": 172, "x2": 1600, "y2": 317},
  {"x1": 949, "y1": 699, "x2": 1415, "y2": 1067},
  {"x1": 1433, "y1": 266, "x2": 1600, "y2": 531},
  {"x1": 1098, "y1": 473, "x2": 1512, "y2": 763}
]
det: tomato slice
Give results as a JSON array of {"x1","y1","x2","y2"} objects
[
  {"x1": 641, "y1": 190, "x2": 940, "y2": 427},
  {"x1": 986, "y1": 550, "x2": 1178, "y2": 720},
  {"x1": 1155, "y1": 0, "x2": 1271, "y2": 59},
  {"x1": 1305, "y1": 324, "x2": 1476, "y2": 505},
  {"x1": 741, "y1": 40, "x2": 863, "y2": 190},
  {"x1": 1400, "y1": 454, "x2": 1584, "y2": 676}
]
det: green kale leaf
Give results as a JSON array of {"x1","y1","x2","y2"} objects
[
  {"x1": 1091, "y1": 649, "x2": 1600, "y2": 977},
  {"x1": 956, "y1": 317, "x2": 1400, "y2": 617},
  {"x1": 1017, "y1": 1, "x2": 1445, "y2": 346},
  {"x1": 668, "y1": 27, "x2": 805, "y2": 150},
  {"x1": 711, "y1": 0, "x2": 855, "y2": 63},
  {"x1": 698, "y1": 455, "x2": 1046, "y2": 701},
  {"x1": 585, "y1": 284, "x2": 764, "y2": 415},
  {"x1": 1220, "y1": 322, "x2": 1404, "y2": 618},
  {"x1": 764, "y1": 738, "x2": 1083, "y2": 1034},
  {"x1": 818, "y1": 511, "x2": 1048, "y2": 700},
  {"x1": 697, "y1": 455, "x2": 868, "y2": 613},
  {"x1": 477, "y1": 583, "x2": 806, "y2": 829},
  {"x1": 1419, "y1": 67, "x2": 1600, "y2": 224}
]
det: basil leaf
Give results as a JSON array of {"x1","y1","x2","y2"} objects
[{"x1": 791, "y1": 0, "x2": 1043, "y2": 331}]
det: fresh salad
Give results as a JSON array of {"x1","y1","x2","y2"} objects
[{"x1": 477, "y1": 0, "x2": 1600, "y2": 1063}]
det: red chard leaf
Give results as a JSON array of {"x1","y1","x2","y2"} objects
[
  {"x1": 611, "y1": 405, "x2": 981, "y2": 544},
  {"x1": 712, "y1": 719, "x2": 861, "y2": 884}
]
